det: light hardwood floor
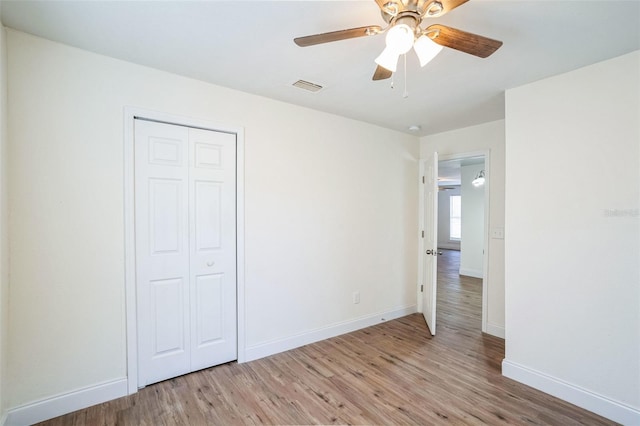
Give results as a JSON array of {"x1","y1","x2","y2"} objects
[{"x1": 39, "y1": 250, "x2": 614, "y2": 425}]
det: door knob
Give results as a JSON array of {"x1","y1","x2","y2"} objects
[
  {"x1": 206, "y1": 261, "x2": 215, "y2": 267},
  {"x1": 426, "y1": 249, "x2": 434, "y2": 255}
]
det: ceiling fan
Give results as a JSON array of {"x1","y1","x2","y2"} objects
[{"x1": 294, "y1": 0, "x2": 503, "y2": 81}]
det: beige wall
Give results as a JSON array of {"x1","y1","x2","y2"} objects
[
  {"x1": 6, "y1": 29, "x2": 419, "y2": 409},
  {"x1": 460, "y1": 163, "x2": 485, "y2": 278},
  {"x1": 504, "y1": 51, "x2": 639, "y2": 423},
  {"x1": 420, "y1": 120, "x2": 505, "y2": 337}
]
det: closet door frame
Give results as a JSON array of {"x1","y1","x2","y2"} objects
[{"x1": 123, "y1": 107, "x2": 246, "y2": 394}]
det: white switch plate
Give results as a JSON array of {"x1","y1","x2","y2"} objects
[
  {"x1": 353, "y1": 291, "x2": 360, "y2": 304},
  {"x1": 491, "y1": 227, "x2": 505, "y2": 239}
]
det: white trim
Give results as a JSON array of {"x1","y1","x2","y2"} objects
[
  {"x1": 123, "y1": 108, "x2": 137, "y2": 395},
  {"x1": 244, "y1": 306, "x2": 417, "y2": 362},
  {"x1": 417, "y1": 160, "x2": 425, "y2": 314},
  {"x1": 123, "y1": 106, "x2": 246, "y2": 393},
  {"x1": 481, "y1": 151, "x2": 491, "y2": 336},
  {"x1": 485, "y1": 322, "x2": 505, "y2": 339},
  {"x1": 502, "y1": 360, "x2": 640, "y2": 425},
  {"x1": 235, "y1": 127, "x2": 246, "y2": 363},
  {"x1": 5, "y1": 378, "x2": 127, "y2": 426},
  {"x1": 459, "y1": 268, "x2": 483, "y2": 279}
]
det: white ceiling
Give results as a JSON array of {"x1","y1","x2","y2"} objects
[{"x1": 1, "y1": 0, "x2": 639, "y2": 136}]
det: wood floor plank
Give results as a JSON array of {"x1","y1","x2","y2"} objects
[{"x1": 37, "y1": 249, "x2": 615, "y2": 425}]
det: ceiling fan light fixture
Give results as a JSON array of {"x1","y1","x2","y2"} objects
[
  {"x1": 385, "y1": 23, "x2": 415, "y2": 55},
  {"x1": 375, "y1": 46, "x2": 400, "y2": 72},
  {"x1": 414, "y1": 34, "x2": 443, "y2": 67}
]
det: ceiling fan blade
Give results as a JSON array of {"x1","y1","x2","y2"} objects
[
  {"x1": 294, "y1": 26, "x2": 382, "y2": 47},
  {"x1": 427, "y1": 24, "x2": 503, "y2": 58},
  {"x1": 439, "y1": 0, "x2": 469, "y2": 15},
  {"x1": 372, "y1": 65, "x2": 392, "y2": 81},
  {"x1": 373, "y1": 0, "x2": 388, "y2": 10},
  {"x1": 420, "y1": 0, "x2": 469, "y2": 17}
]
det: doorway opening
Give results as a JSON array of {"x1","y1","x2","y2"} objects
[
  {"x1": 419, "y1": 151, "x2": 490, "y2": 335},
  {"x1": 438, "y1": 156, "x2": 486, "y2": 280}
]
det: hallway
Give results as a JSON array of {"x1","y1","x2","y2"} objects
[{"x1": 436, "y1": 249, "x2": 483, "y2": 334}]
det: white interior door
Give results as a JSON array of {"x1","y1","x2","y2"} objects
[
  {"x1": 135, "y1": 119, "x2": 237, "y2": 387},
  {"x1": 422, "y1": 152, "x2": 438, "y2": 335},
  {"x1": 188, "y1": 127, "x2": 237, "y2": 370},
  {"x1": 135, "y1": 120, "x2": 191, "y2": 385}
]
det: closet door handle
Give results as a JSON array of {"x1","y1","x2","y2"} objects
[{"x1": 206, "y1": 261, "x2": 215, "y2": 267}]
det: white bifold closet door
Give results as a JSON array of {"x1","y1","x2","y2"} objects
[{"x1": 134, "y1": 119, "x2": 237, "y2": 387}]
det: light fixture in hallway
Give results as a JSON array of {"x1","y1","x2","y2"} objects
[{"x1": 472, "y1": 170, "x2": 485, "y2": 187}]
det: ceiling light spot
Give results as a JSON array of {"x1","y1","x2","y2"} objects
[{"x1": 408, "y1": 125, "x2": 422, "y2": 132}]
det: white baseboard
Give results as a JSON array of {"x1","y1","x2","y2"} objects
[
  {"x1": 437, "y1": 243, "x2": 460, "y2": 250},
  {"x1": 502, "y1": 360, "x2": 640, "y2": 425},
  {"x1": 459, "y1": 268, "x2": 483, "y2": 278},
  {"x1": 485, "y1": 322, "x2": 505, "y2": 339},
  {"x1": 244, "y1": 305, "x2": 417, "y2": 362},
  {"x1": 5, "y1": 378, "x2": 127, "y2": 426}
]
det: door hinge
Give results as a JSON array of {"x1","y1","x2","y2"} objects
[
  {"x1": 420, "y1": 285, "x2": 424, "y2": 292},
  {"x1": 421, "y1": 230, "x2": 424, "y2": 238},
  {"x1": 422, "y1": 176, "x2": 425, "y2": 184}
]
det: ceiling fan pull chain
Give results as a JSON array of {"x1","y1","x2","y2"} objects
[
  {"x1": 390, "y1": 72, "x2": 395, "y2": 89},
  {"x1": 403, "y1": 53, "x2": 409, "y2": 98}
]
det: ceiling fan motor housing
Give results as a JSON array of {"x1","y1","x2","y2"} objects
[{"x1": 380, "y1": 0, "x2": 444, "y2": 23}]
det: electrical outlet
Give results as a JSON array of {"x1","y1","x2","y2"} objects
[
  {"x1": 353, "y1": 291, "x2": 360, "y2": 304},
  {"x1": 491, "y1": 227, "x2": 505, "y2": 239}
]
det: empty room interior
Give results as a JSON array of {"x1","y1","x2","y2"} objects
[{"x1": 0, "y1": 1, "x2": 638, "y2": 425}]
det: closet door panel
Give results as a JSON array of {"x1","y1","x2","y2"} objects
[
  {"x1": 135, "y1": 120, "x2": 191, "y2": 386},
  {"x1": 189, "y1": 128, "x2": 237, "y2": 370}
]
